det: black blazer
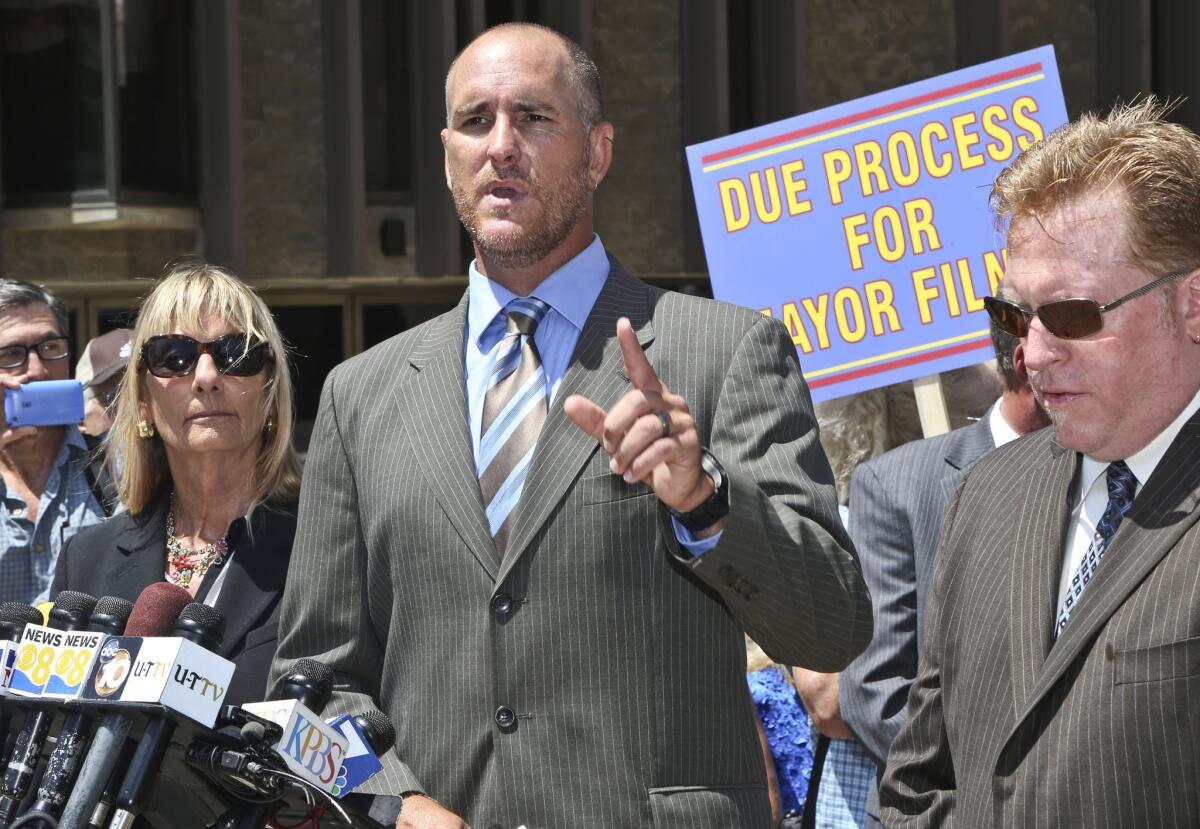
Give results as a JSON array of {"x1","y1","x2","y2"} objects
[{"x1": 49, "y1": 492, "x2": 297, "y2": 706}]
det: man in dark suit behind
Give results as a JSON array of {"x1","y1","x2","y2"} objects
[
  {"x1": 881, "y1": 98, "x2": 1200, "y2": 827},
  {"x1": 838, "y1": 316, "x2": 1048, "y2": 827},
  {"x1": 271, "y1": 23, "x2": 871, "y2": 829}
]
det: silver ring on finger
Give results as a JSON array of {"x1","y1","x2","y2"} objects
[{"x1": 656, "y1": 410, "x2": 671, "y2": 439}]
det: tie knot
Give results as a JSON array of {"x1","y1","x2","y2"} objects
[
  {"x1": 1106, "y1": 460, "x2": 1137, "y2": 507},
  {"x1": 505, "y1": 297, "x2": 550, "y2": 336}
]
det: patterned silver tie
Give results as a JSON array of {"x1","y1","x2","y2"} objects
[
  {"x1": 478, "y1": 297, "x2": 550, "y2": 555},
  {"x1": 1053, "y1": 460, "x2": 1137, "y2": 639}
]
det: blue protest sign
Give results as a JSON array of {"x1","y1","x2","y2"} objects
[{"x1": 686, "y1": 46, "x2": 1068, "y2": 400}]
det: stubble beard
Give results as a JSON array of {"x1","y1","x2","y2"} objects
[{"x1": 452, "y1": 152, "x2": 592, "y2": 271}]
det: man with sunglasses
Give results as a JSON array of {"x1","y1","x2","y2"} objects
[
  {"x1": 881, "y1": 99, "x2": 1200, "y2": 828},
  {"x1": 273, "y1": 23, "x2": 870, "y2": 829},
  {"x1": 0, "y1": 281, "x2": 107, "y2": 604}
]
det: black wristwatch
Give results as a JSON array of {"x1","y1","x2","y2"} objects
[{"x1": 668, "y1": 448, "x2": 730, "y2": 533}]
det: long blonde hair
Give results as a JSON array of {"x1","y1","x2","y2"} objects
[{"x1": 110, "y1": 262, "x2": 302, "y2": 515}]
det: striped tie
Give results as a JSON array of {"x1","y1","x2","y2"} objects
[{"x1": 478, "y1": 297, "x2": 551, "y2": 555}]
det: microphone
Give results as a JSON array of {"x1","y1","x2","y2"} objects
[
  {"x1": 23, "y1": 598, "x2": 134, "y2": 824},
  {"x1": 57, "y1": 583, "x2": 192, "y2": 829},
  {"x1": 211, "y1": 660, "x2": 344, "y2": 829},
  {"x1": 0, "y1": 604, "x2": 46, "y2": 750},
  {"x1": 106, "y1": 602, "x2": 227, "y2": 829},
  {"x1": 353, "y1": 710, "x2": 396, "y2": 758},
  {"x1": 0, "y1": 591, "x2": 98, "y2": 827}
]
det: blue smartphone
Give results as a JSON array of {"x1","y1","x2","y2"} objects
[{"x1": 4, "y1": 380, "x2": 85, "y2": 428}]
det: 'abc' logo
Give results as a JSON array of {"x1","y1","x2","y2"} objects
[{"x1": 94, "y1": 649, "x2": 132, "y2": 697}]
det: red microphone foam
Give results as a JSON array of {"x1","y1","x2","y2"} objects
[{"x1": 124, "y1": 582, "x2": 193, "y2": 637}]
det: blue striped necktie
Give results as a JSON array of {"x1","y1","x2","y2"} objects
[
  {"x1": 478, "y1": 297, "x2": 551, "y2": 555},
  {"x1": 1053, "y1": 460, "x2": 1137, "y2": 639}
]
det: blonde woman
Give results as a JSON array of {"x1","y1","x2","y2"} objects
[{"x1": 50, "y1": 262, "x2": 301, "y2": 704}]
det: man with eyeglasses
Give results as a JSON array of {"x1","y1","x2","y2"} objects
[
  {"x1": 880, "y1": 98, "x2": 1200, "y2": 828},
  {"x1": 0, "y1": 280, "x2": 108, "y2": 604}
]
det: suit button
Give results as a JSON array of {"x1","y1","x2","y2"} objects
[
  {"x1": 494, "y1": 706, "x2": 516, "y2": 729},
  {"x1": 1105, "y1": 642, "x2": 1116, "y2": 661},
  {"x1": 490, "y1": 592, "x2": 514, "y2": 618}
]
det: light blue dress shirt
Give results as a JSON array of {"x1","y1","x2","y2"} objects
[
  {"x1": 464, "y1": 235, "x2": 720, "y2": 555},
  {"x1": 3, "y1": 426, "x2": 106, "y2": 604}
]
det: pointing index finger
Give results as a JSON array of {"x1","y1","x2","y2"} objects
[{"x1": 617, "y1": 317, "x2": 660, "y2": 393}]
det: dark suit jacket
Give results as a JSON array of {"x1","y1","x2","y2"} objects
[
  {"x1": 50, "y1": 493, "x2": 297, "y2": 706},
  {"x1": 881, "y1": 413, "x2": 1200, "y2": 828},
  {"x1": 270, "y1": 262, "x2": 872, "y2": 828},
  {"x1": 839, "y1": 417, "x2": 996, "y2": 823}
]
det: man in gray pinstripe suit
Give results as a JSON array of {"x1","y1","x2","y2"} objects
[
  {"x1": 271, "y1": 23, "x2": 870, "y2": 829},
  {"x1": 838, "y1": 316, "x2": 1047, "y2": 828},
  {"x1": 881, "y1": 98, "x2": 1200, "y2": 827}
]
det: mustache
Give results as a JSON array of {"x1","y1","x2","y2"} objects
[{"x1": 477, "y1": 166, "x2": 531, "y2": 190}]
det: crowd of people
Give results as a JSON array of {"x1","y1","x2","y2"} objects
[{"x1": 0, "y1": 20, "x2": 1197, "y2": 829}]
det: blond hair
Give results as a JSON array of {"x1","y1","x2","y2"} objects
[
  {"x1": 110, "y1": 262, "x2": 302, "y2": 515},
  {"x1": 992, "y1": 97, "x2": 1200, "y2": 273}
]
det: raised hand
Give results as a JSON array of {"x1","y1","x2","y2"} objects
[{"x1": 564, "y1": 317, "x2": 715, "y2": 517}]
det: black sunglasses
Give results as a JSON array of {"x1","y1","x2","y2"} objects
[
  {"x1": 139, "y1": 333, "x2": 273, "y2": 378},
  {"x1": 984, "y1": 267, "x2": 1194, "y2": 340}
]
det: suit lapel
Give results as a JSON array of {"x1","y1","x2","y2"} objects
[
  {"x1": 937, "y1": 418, "x2": 996, "y2": 504},
  {"x1": 1006, "y1": 435, "x2": 1079, "y2": 715},
  {"x1": 113, "y1": 494, "x2": 171, "y2": 593},
  {"x1": 1015, "y1": 416, "x2": 1200, "y2": 724},
  {"x1": 497, "y1": 263, "x2": 654, "y2": 582},
  {"x1": 211, "y1": 504, "x2": 295, "y2": 657},
  {"x1": 394, "y1": 294, "x2": 499, "y2": 578}
]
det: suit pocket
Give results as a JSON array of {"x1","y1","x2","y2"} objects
[
  {"x1": 1113, "y1": 635, "x2": 1200, "y2": 685},
  {"x1": 578, "y1": 472, "x2": 653, "y2": 505},
  {"x1": 647, "y1": 785, "x2": 771, "y2": 828}
]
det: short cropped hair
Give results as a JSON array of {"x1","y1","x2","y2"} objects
[
  {"x1": 0, "y1": 280, "x2": 69, "y2": 337},
  {"x1": 445, "y1": 22, "x2": 605, "y2": 133},
  {"x1": 112, "y1": 262, "x2": 301, "y2": 515},
  {"x1": 992, "y1": 97, "x2": 1200, "y2": 273}
]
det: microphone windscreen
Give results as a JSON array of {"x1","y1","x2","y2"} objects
[
  {"x1": 283, "y1": 658, "x2": 335, "y2": 713},
  {"x1": 355, "y1": 710, "x2": 396, "y2": 756},
  {"x1": 0, "y1": 602, "x2": 42, "y2": 642},
  {"x1": 92, "y1": 596, "x2": 135, "y2": 626},
  {"x1": 125, "y1": 582, "x2": 192, "y2": 637},
  {"x1": 0, "y1": 602, "x2": 44, "y2": 628},
  {"x1": 177, "y1": 602, "x2": 224, "y2": 632},
  {"x1": 175, "y1": 602, "x2": 226, "y2": 651},
  {"x1": 51, "y1": 590, "x2": 98, "y2": 620}
]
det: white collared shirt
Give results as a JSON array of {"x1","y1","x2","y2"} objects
[
  {"x1": 1056, "y1": 389, "x2": 1200, "y2": 612},
  {"x1": 987, "y1": 399, "x2": 1022, "y2": 448}
]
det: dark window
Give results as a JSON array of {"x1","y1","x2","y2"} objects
[
  {"x1": 119, "y1": 0, "x2": 197, "y2": 199},
  {"x1": 0, "y1": 0, "x2": 196, "y2": 207},
  {"x1": 272, "y1": 306, "x2": 344, "y2": 448},
  {"x1": 1, "y1": 2, "x2": 105, "y2": 201},
  {"x1": 361, "y1": 0, "x2": 413, "y2": 200},
  {"x1": 362, "y1": 301, "x2": 457, "y2": 351}
]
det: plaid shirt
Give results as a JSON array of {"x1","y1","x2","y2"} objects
[{"x1": 0, "y1": 427, "x2": 106, "y2": 604}]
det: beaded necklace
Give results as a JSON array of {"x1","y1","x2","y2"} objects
[{"x1": 165, "y1": 496, "x2": 228, "y2": 589}]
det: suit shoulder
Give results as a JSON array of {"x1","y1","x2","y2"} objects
[
  {"x1": 962, "y1": 423, "x2": 1055, "y2": 480},
  {"x1": 652, "y1": 289, "x2": 776, "y2": 335},
  {"x1": 855, "y1": 428, "x2": 963, "y2": 483}
]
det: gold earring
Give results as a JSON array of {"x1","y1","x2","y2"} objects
[
  {"x1": 1193, "y1": 332, "x2": 1200, "y2": 345},
  {"x1": 137, "y1": 420, "x2": 156, "y2": 439},
  {"x1": 264, "y1": 416, "x2": 275, "y2": 435}
]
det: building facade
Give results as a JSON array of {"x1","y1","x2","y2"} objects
[{"x1": 0, "y1": 0, "x2": 1194, "y2": 432}]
